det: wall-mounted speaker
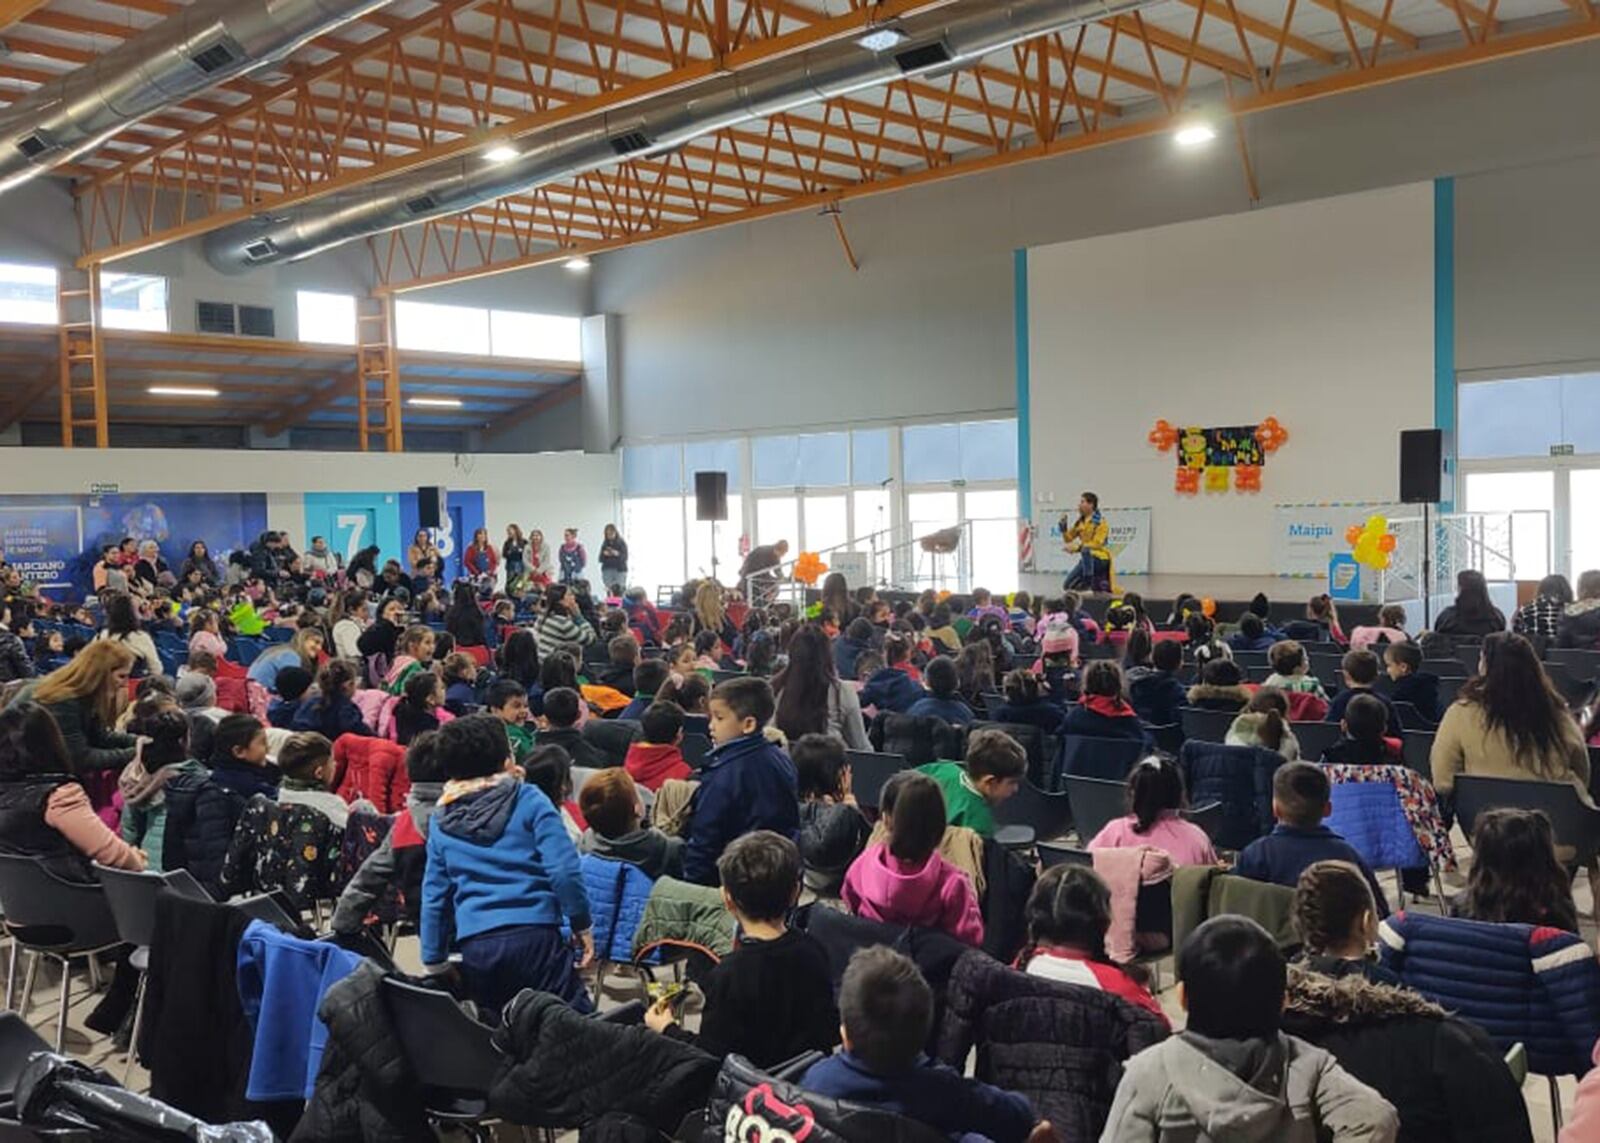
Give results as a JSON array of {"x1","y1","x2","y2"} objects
[{"x1": 418, "y1": 485, "x2": 446, "y2": 528}]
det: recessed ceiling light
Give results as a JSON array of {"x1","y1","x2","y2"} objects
[
  {"x1": 408, "y1": 396, "x2": 463, "y2": 408},
  {"x1": 1174, "y1": 123, "x2": 1217, "y2": 147},
  {"x1": 856, "y1": 26, "x2": 909, "y2": 52},
  {"x1": 148, "y1": 385, "x2": 219, "y2": 398},
  {"x1": 564, "y1": 255, "x2": 591, "y2": 271},
  {"x1": 484, "y1": 144, "x2": 518, "y2": 163}
]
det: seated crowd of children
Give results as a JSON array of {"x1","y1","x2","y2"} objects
[{"x1": 1, "y1": 545, "x2": 1594, "y2": 1143}]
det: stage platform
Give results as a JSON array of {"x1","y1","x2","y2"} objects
[{"x1": 1013, "y1": 573, "x2": 1384, "y2": 626}]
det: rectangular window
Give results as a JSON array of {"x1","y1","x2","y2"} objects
[
  {"x1": 622, "y1": 444, "x2": 683, "y2": 496},
  {"x1": 623, "y1": 496, "x2": 686, "y2": 596},
  {"x1": 489, "y1": 310, "x2": 581, "y2": 361},
  {"x1": 752, "y1": 435, "x2": 800, "y2": 489},
  {"x1": 395, "y1": 299, "x2": 490, "y2": 355},
  {"x1": 851, "y1": 428, "x2": 891, "y2": 486},
  {"x1": 296, "y1": 290, "x2": 357, "y2": 345},
  {"x1": 0, "y1": 262, "x2": 58, "y2": 324},
  {"x1": 683, "y1": 438, "x2": 744, "y2": 492},
  {"x1": 756, "y1": 497, "x2": 800, "y2": 552},
  {"x1": 100, "y1": 273, "x2": 168, "y2": 331},
  {"x1": 685, "y1": 494, "x2": 743, "y2": 581}
]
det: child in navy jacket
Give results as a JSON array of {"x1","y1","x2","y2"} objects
[
  {"x1": 1128, "y1": 639, "x2": 1187, "y2": 728},
  {"x1": 905, "y1": 656, "x2": 975, "y2": 726},
  {"x1": 682, "y1": 677, "x2": 799, "y2": 885},
  {"x1": 1061, "y1": 661, "x2": 1151, "y2": 747},
  {"x1": 1235, "y1": 761, "x2": 1389, "y2": 916},
  {"x1": 1323, "y1": 648, "x2": 1402, "y2": 738}
]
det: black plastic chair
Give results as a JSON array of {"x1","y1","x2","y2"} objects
[
  {"x1": 1289, "y1": 721, "x2": 1342, "y2": 761},
  {"x1": 581, "y1": 718, "x2": 639, "y2": 767},
  {"x1": 1183, "y1": 800, "x2": 1225, "y2": 842},
  {"x1": 1308, "y1": 653, "x2": 1346, "y2": 688},
  {"x1": 969, "y1": 721, "x2": 1047, "y2": 786},
  {"x1": 1435, "y1": 676, "x2": 1464, "y2": 708},
  {"x1": 0, "y1": 856, "x2": 121, "y2": 1053},
  {"x1": 382, "y1": 977, "x2": 520, "y2": 1142},
  {"x1": 1391, "y1": 701, "x2": 1434, "y2": 732},
  {"x1": 1179, "y1": 707, "x2": 1235, "y2": 744},
  {"x1": 1401, "y1": 730, "x2": 1435, "y2": 782},
  {"x1": 680, "y1": 732, "x2": 713, "y2": 770},
  {"x1": 1145, "y1": 722, "x2": 1183, "y2": 756},
  {"x1": 93, "y1": 865, "x2": 175, "y2": 1081},
  {"x1": 1036, "y1": 841, "x2": 1093, "y2": 869},
  {"x1": 1453, "y1": 775, "x2": 1600, "y2": 868},
  {"x1": 1060, "y1": 775, "x2": 1125, "y2": 846},
  {"x1": 1054, "y1": 735, "x2": 1146, "y2": 785},
  {"x1": 1230, "y1": 650, "x2": 1270, "y2": 673},
  {"x1": 845, "y1": 750, "x2": 909, "y2": 811},
  {"x1": 993, "y1": 779, "x2": 1073, "y2": 845}
]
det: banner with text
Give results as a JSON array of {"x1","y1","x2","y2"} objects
[
  {"x1": 0, "y1": 507, "x2": 83, "y2": 589},
  {"x1": 1272, "y1": 502, "x2": 1403, "y2": 578},
  {"x1": 1031, "y1": 507, "x2": 1152, "y2": 577}
]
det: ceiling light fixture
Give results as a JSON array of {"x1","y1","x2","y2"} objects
[
  {"x1": 484, "y1": 144, "x2": 518, "y2": 163},
  {"x1": 1173, "y1": 122, "x2": 1217, "y2": 147},
  {"x1": 564, "y1": 255, "x2": 591, "y2": 271},
  {"x1": 408, "y1": 397, "x2": 463, "y2": 408},
  {"x1": 148, "y1": 385, "x2": 219, "y2": 398},
  {"x1": 855, "y1": 25, "x2": 909, "y2": 52}
]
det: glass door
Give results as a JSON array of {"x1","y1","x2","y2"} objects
[{"x1": 1462, "y1": 471, "x2": 1554, "y2": 581}]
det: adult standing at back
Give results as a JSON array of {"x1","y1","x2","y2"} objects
[
  {"x1": 1431, "y1": 631, "x2": 1589, "y2": 802},
  {"x1": 527, "y1": 529, "x2": 554, "y2": 586},
  {"x1": 740, "y1": 539, "x2": 789, "y2": 607},
  {"x1": 408, "y1": 529, "x2": 442, "y2": 592},
  {"x1": 599, "y1": 524, "x2": 629, "y2": 597},
  {"x1": 502, "y1": 524, "x2": 528, "y2": 586},
  {"x1": 1432, "y1": 569, "x2": 1505, "y2": 638},
  {"x1": 463, "y1": 528, "x2": 498, "y2": 584},
  {"x1": 772, "y1": 625, "x2": 869, "y2": 751},
  {"x1": 97, "y1": 592, "x2": 163, "y2": 677}
]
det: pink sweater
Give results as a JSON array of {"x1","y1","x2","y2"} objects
[
  {"x1": 44, "y1": 783, "x2": 146, "y2": 871},
  {"x1": 841, "y1": 842, "x2": 984, "y2": 947},
  {"x1": 1088, "y1": 812, "x2": 1216, "y2": 867},
  {"x1": 189, "y1": 629, "x2": 229, "y2": 661},
  {"x1": 1563, "y1": 1041, "x2": 1600, "y2": 1143}
]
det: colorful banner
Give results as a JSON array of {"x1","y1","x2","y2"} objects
[
  {"x1": 1031, "y1": 507, "x2": 1151, "y2": 577},
  {"x1": 0, "y1": 507, "x2": 82, "y2": 589},
  {"x1": 1272, "y1": 502, "x2": 1403, "y2": 578},
  {"x1": 0, "y1": 493, "x2": 268, "y2": 598}
]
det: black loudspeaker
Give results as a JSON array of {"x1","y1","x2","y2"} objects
[
  {"x1": 418, "y1": 486, "x2": 446, "y2": 529},
  {"x1": 694, "y1": 471, "x2": 728, "y2": 522},
  {"x1": 1399, "y1": 430, "x2": 1443, "y2": 504}
]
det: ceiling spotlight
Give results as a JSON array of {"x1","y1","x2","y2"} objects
[
  {"x1": 408, "y1": 397, "x2": 463, "y2": 408},
  {"x1": 148, "y1": 385, "x2": 219, "y2": 398},
  {"x1": 564, "y1": 255, "x2": 591, "y2": 272},
  {"x1": 856, "y1": 25, "x2": 909, "y2": 52},
  {"x1": 484, "y1": 144, "x2": 518, "y2": 163},
  {"x1": 1174, "y1": 122, "x2": 1217, "y2": 147}
]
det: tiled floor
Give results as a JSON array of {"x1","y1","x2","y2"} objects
[{"x1": 6, "y1": 829, "x2": 1591, "y2": 1141}]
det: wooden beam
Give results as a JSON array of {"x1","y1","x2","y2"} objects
[{"x1": 0, "y1": 0, "x2": 51, "y2": 34}]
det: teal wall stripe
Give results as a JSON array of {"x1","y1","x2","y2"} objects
[
  {"x1": 1434, "y1": 177, "x2": 1457, "y2": 511},
  {"x1": 1014, "y1": 247, "x2": 1032, "y2": 514}
]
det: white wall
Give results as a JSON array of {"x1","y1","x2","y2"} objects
[
  {"x1": 1027, "y1": 184, "x2": 1435, "y2": 576},
  {"x1": 0, "y1": 447, "x2": 622, "y2": 554}
]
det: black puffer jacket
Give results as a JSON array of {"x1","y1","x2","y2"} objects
[
  {"x1": 161, "y1": 771, "x2": 250, "y2": 897},
  {"x1": 291, "y1": 961, "x2": 431, "y2": 1143},
  {"x1": 490, "y1": 989, "x2": 720, "y2": 1133},
  {"x1": 1282, "y1": 963, "x2": 1532, "y2": 1143},
  {"x1": 0, "y1": 629, "x2": 34, "y2": 683},
  {"x1": 935, "y1": 949, "x2": 1169, "y2": 1143},
  {"x1": 1557, "y1": 598, "x2": 1600, "y2": 650}
]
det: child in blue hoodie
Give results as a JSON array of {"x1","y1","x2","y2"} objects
[
  {"x1": 420, "y1": 713, "x2": 594, "y2": 1015},
  {"x1": 682, "y1": 677, "x2": 799, "y2": 885},
  {"x1": 802, "y1": 946, "x2": 1039, "y2": 1143},
  {"x1": 859, "y1": 633, "x2": 925, "y2": 715}
]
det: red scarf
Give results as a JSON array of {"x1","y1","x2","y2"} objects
[{"x1": 1082, "y1": 694, "x2": 1136, "y2": 719}]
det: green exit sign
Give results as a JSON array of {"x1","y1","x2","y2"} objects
[{"x1": 1551, "y1": 444, "x2": 1576, "y2": 457}]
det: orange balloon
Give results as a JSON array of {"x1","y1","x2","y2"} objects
[
  {"x1": 1378, "y1": 534, "x2": 1397, "y2": 553},
  {"x1": 1344, "y1": 525, "x2": 1364, "y2": 546},
  {"x1": 1201, "y1": 598, "x2": 1217, "y2": 618}
]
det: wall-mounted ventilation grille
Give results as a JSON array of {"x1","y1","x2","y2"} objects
[
  {"x1": 608, "y1": 130, "x2": 652, "y2": 155},
  {"x1": 404, "y1": 194, "x2": 438, "y2": 215},
  {"x1": 189, "y1": 38, "x2": 243, "y2": 74},
  {"x1": 15, "y1": 134, "x2": 49, "y2": 159},
  {"x1": 195, "y1": 300, "x2": 236, "y2": 334},
  {"x1": 238, "y1": 304, "x2": 275, "y2": 337},
  {"x1": 242, "y1": 238, "x2": 277, "y2": 262},
  {"x1": 894, "y1": 41, "x2": 951, "y2": 71}
]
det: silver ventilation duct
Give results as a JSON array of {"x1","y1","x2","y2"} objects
[
  {"x1": 206, "y1": 0, "x2": 1159, "y2": 273},
  {"x1": 0, "y1": 0, "x2": 392, "y2": 194}
]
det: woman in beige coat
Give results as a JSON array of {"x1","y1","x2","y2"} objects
[{"x1": 1430, "y1": 632, "x2": 1590, "y2": 803}]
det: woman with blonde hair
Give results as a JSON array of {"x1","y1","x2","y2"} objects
[
  {"x1": 693, "y1": 580, "x2": 737, "y2": 647},
  {"x1": 247, "y1": 628, "x2": 325, "y2": 693},
  {"x1": 16, "y1": 640, "x2": 137, "y2": 774}
]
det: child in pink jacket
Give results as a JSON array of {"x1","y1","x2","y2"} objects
[{"x1": 841, "y1": 770, "x2": 983, "y2": 947}]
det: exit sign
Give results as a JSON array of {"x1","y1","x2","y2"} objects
[
  {"x1": 89, "y1": 482, "x2": 119, "y2": 495},
  {"x1": 1551, "y1": 444, "x2": 1576, "y2": 457}
]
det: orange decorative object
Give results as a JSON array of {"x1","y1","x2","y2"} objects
[
  {"x1": 1175, "y1": 467, "x2": 1200, "y2": 494},
  {"x1": 1148, "y1": 419, "x2": 1180, "y2": 451},
  {"x1": 1378, "y1": 534, "x2": 1397, "y2": 553},
  {"x1": 1201, "y1": 598, "x2": 1217, "y2": 618},
  {"x1": 1255, "y1": 416, "x2": 1289, "y2": 452},
  {"x1": 1234, "y1": 464, "x2": 1262, "y2": 492},
  {"x1": 1204, "y1": 466, "x2": 1230, "y2": 493},
  {"x1": 1345, "y1": 525, "x2": 1364, "y2": 546},
  {"x1": 792, "y1": 551, "x2": 828, "y2": 586}
]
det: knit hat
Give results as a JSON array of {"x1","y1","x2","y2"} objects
[
  {"x1": 1040, "y1": 613, "x2": 1077, "y2": 655},
  {"x1": 275, "y1": 666, "x2": 314, "y2": 702},
  {"x1": 175, "y1": 673, "x2": 216, "y2": 711}
]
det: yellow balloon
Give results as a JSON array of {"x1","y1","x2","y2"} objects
[{"x1": 1366, "y1": 515, "x2": 1388, "y2": 532}]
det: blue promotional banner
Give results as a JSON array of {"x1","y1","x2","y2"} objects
[
  {"x1": 0, "y1": 507, "x2": 83, "y2": 589},
  {"x1": 0, "y1": 493, "x2": 268, "y2": 599}
]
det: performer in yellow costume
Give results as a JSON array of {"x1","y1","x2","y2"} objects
[{"x1": 1062, "y1": 491, "x2": 1113, "y2": 593}]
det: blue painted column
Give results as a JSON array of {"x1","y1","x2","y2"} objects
[{"x1": 1014, "y1": 248, "x2": 1032, "y2": 513}]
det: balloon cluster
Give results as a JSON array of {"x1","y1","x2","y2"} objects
[
  {"x1": 792, "y1": 551, "x2": 829, "y2": 586},
  {"x1": 1346, "y1": 515, "x2": 1398, "y2": 570},
  {"x1": 1148, "y1": 420, "x2": 1180, "y2": 451},
  {"x1": 1255, "y1": 416, "x2": 1289, "y2": 452}
]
